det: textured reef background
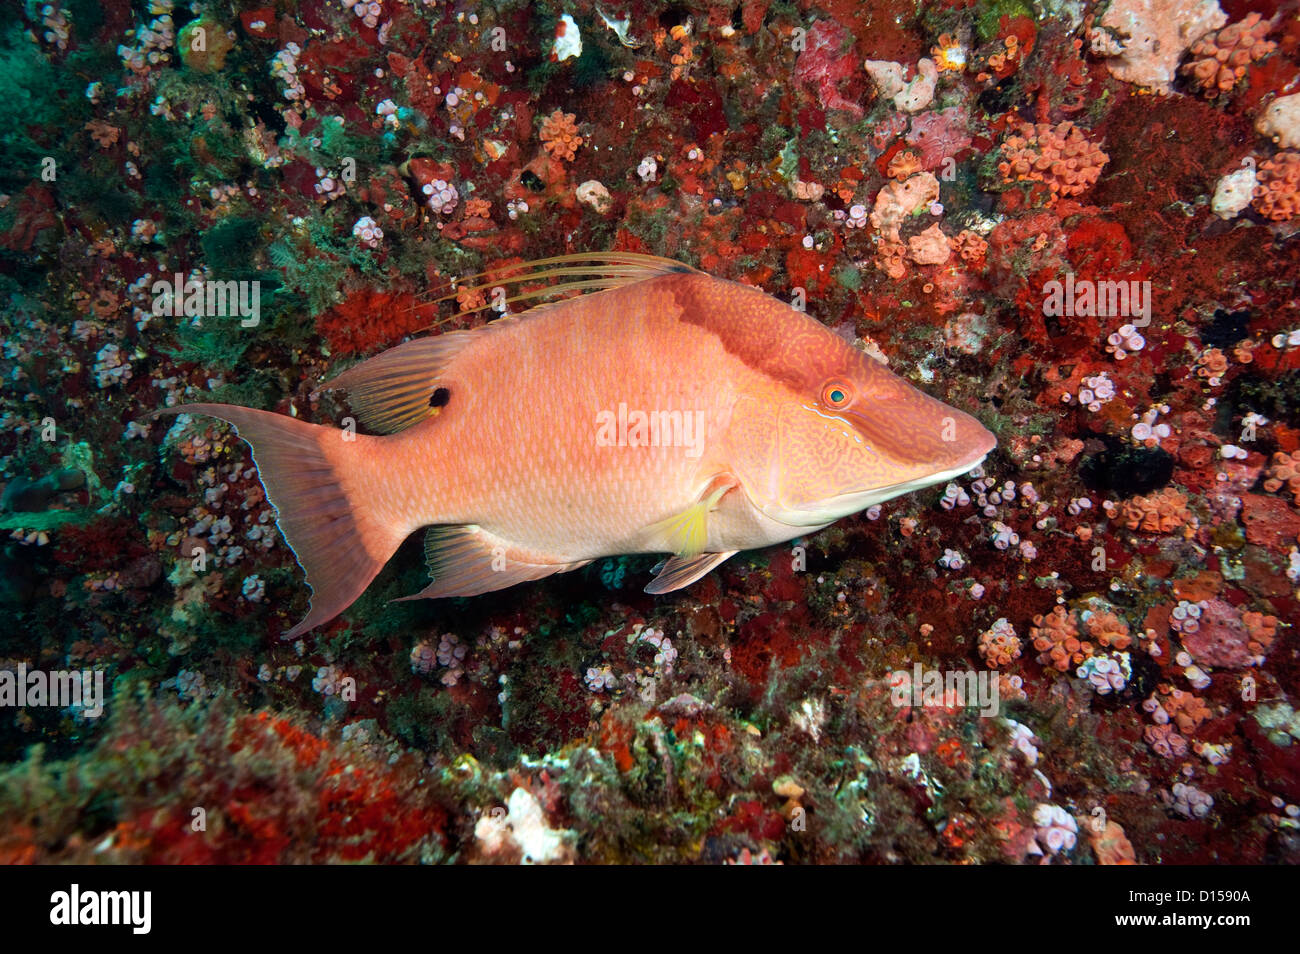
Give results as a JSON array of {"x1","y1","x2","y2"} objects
[{"x1": 1, "y1": 0, "x2": 1300, "y2": 865}]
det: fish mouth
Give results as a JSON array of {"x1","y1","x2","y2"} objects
[
  {"x1": 763, "y1": 447, "x2": 994, "y2": 528},
  {"x1": 968, "y1": 425, "x2": 998, "y2": 460},
  {"x1": 825, "y1": 411, "x2": 997, "y2": 514},
  {"x1": 762, "y1": 400, "x2": 997, "y2": 528},
  {"x1": 831, "y1": 452, "x2": 991, "y2": 513}
]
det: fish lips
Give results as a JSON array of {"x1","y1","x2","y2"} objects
[{"x1": 767, "y1": 452, "x2": 992, "y2": 527}]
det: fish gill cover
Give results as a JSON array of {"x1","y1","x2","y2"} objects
[{"x1": 0, "y1": 0, "x2": 1296, "y2": 872}]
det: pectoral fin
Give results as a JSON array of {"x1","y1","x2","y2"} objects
[
  {"x1": 645, "y1": 550, "x2": 737, "y2": 594},
  {"x1": 643, "y1": 476, "x2": 737, "y2": 558}
]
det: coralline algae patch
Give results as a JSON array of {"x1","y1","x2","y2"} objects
[{"x1": 1, "y1": 0, "x2": 1300, "y2": 864}]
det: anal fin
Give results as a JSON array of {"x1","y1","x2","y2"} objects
[
  {"x1": 395, "y1": 525, "x2": 590, "y2": 601},
  {"x1": 645, "y1": 551, "x2": 738, "y2": 595}
]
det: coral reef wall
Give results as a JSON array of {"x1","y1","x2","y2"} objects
[{"x1": 1, "y1": 0, "x2": 1299, "y2": 864}]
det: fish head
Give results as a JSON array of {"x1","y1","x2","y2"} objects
[
  {"x1": 705, "y1": 284, "x2": 996, "y2": 528},
  {"x1": 764, "y1": 345, "x2": 995, "y2": 526}
]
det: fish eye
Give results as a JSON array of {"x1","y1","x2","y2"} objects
[{"x1": 822, "y1": 381, "x2": 852, "y2": 409}]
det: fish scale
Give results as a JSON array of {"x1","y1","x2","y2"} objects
[{"x1": 404, "y1": 283, "x2": 729, "y2": 553}]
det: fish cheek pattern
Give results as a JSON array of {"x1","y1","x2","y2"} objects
[
  {"x1": 776, "y1": 401, "x2": 878, "y2": 510},
  {"x1": 712, "y1": 393, "x2": 781, "y2": 511}
]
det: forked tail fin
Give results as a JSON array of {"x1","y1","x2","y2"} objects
[{"x1": 156, "y1": 403, "x2": 410, "y2": 639}]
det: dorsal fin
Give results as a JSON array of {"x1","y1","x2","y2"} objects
[
  {"x1": 422, "y1": 251, "x2": 698, "y2": 324},
  {"x1": 317, "y1": 253, "x2": 698, "y2": 434}
]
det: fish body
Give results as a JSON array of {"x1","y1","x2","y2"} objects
[{"x1": 161, "y1": 256, "x2": 995, "y2": 637}]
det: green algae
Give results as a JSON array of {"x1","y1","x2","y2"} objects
[
  {"x1": 975, "y1": 0, "x2": 1038, "y2": 42},
  {"x1": 200, "y1": 217, "x2": 262, "y2": 275},
  {"x1": 836, "y1": 265, "x2": 863, "y2": 291},
  {"x1": 0, "y1": 27, "x2": 93, "y2": 190},
  {"x1": 0, "y1": 508, "x2": 90, "y2": 532},
  {"x1": 164, "y1": 321, "x2": 254, "y2": 371},
  {"x1": 1231, "y1": 369, "x2": 1300, "y2": 429}
]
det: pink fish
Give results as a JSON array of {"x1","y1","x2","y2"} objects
[{"x1": 159, "y1": 254, "x2": 995, "y2": 637}]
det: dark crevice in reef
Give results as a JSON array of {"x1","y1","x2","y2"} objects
[
  {"x1": 1199, "y1": 308, "x2": 1253, "y2": 350},
  {"x1": 1077, "y1": 435, "x2": 1175, "y2": 496},
  {"x1": 1228, "y1": 369, "x2": 1300, "y2": 430}
]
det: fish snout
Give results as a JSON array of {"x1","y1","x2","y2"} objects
[
  {"x1": 843, "y1": 387, "x2": 994, "y2": 480},
  {"x1": 945, "y1": 406, "x2": 997, "y2": 470}
]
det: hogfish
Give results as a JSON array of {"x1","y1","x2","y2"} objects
[{"x1": 159, "y1": 253, "x2": 995, "y2": 637}]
